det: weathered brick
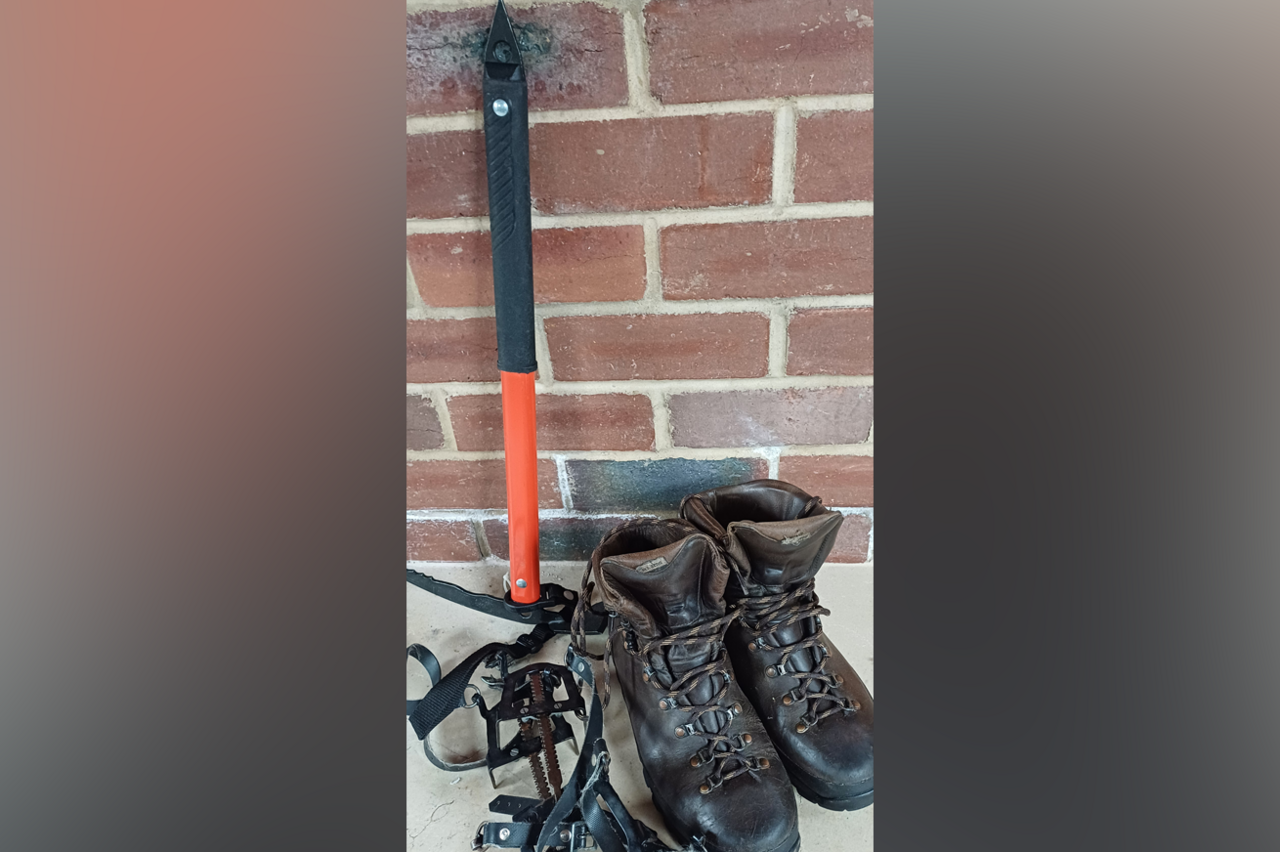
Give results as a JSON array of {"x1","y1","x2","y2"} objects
[
  {"x1": 668, "y1": 386, "x2": 873, "y2": 447},
  {"x1": 788, "y1": 308, "x2": 873, "y2": 376},
  {"x1": 449, "y1": 393, "x2": 655, "y2": 452},
  {"x1": 407, "y1": 5, "x2": 628, "y2": 117},
  {"x1": 407, "y1": 130, "x2": 486, "y2": 219},
  {"x1": 662, "y1": 218, "x2": 873, "y2": 300},
  {"x1": 566, "y1": 457, "x2": 768, "y2": 512},
  {"x1": 407, "y1": 520, "x2": 481, "y2": 562},
  {"x1": 407, "y1": 459, "x2": 561, "y2": 510},
  {"x1": 409, "y1": 227, "x2": 645, "y2": 308},
  {"x1": 407, "y1": 395, "x2": 444, "y2": 451},
  {"x1": 794, "y1": 111, "x2": 874, "y2": 203},
  {"x1": 827, "y1": 513, "x2": 872, "y2": 563},
  {"x1": 544, "y1": 313, "x2": 769, "y2": 381},
  {"x1": 778, "y1": 455, "x2": 874, "y2": 506},
  {"x1": 530, "y1": 114, "x2": 773, "y2": 214},
  {"x1": 646, "y1": 0, "x2": 873, "y2": 104},
  {"x1": 407, "y1": 318, "x2": 499, "y2": 384},
  {"x1": 483, "y1": 516, "x2": 635, "y2": 561}
]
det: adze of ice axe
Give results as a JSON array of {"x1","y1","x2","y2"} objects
[{"x1": 483, "y1": 0, "x2": 540, "y2": 605}]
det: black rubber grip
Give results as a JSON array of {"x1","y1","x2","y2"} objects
[{"x1": 483, "y1": 75, "x2": 537, "y2": 374}]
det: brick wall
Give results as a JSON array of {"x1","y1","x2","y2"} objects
[{"x1": 406, "y1": 0, "x2": 873, "y2": 566}]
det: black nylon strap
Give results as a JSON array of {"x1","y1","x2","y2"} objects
[
  {"x1": 407, "y1": 623, "x2": 554, "y2": 741},
  {"x1": 482, "y1": 821, "x2": 536, "y2": 848}
]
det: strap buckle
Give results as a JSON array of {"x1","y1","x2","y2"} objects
[
  {"x1": 472, "y1": 822, "x2": 489, "y2": 851},
  {"x1": 568, "y1": 821, "x2": 596, "y2": 852}
]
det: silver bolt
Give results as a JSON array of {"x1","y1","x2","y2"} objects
[
  {"x1": 498, "y1": 828, "x2": 511, "y2": 841},
  {"x1": 492, "y1": 99, "x2": 509, "y2": 117},
  {"x1": 515, "y1": 578, "x2": 527, "y2": 588},
  {"x1": 560, "y1": 829, "x2": 571, "y2": 843},
  {"x1": 510, "y1": 748, "x2": 520, "y2": 757}
]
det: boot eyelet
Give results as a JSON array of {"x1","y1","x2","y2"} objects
[
  {"x1": 742, "y1": 733, "x2": 753, "y2": 745},
  {"x1": 732, "y1": 702, "x2": 743, "y2": 715},
  {"x1": 690, "y1": 755, "x2": 701, "y2": 768},
  {"x1": 658, "y1": 698, "x2": 671, "y2": 710},
  {"x1": 758, "y1": 758, "x2": 770, "y2": 770},
  {"x1": 796, "y1": 722, "x2": 809, "y2": 734},
  {"x1": 781, "y1": 694, "x2": 794, "y2": 706},
  {"x1": 675, "y1": 727, "x2": 686, "y2": 738},
  {"x1": 698, "y1": 783, "x2": 711, "y2": 795},
  {"x1": 853, "y1": 700, "x2": 862, "y2": 712},
  {"x1": 834, "y1": 674, "x2": 845, "y2": 685}
]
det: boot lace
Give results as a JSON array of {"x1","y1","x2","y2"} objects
[
  {"x1": 632, "y1": 611, "x2": 769, "y2": 794},
  {"x1": 738, "y1": 580, "x2": 859, "y2": 733}
]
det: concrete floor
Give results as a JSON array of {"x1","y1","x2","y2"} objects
[{"x1": 408, "y1": 561, "x2": 873, "y2": 852}]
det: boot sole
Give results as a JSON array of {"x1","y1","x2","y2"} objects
[
  {"x1": 642, "y1": 766, "x2": 803, "y2": 852},
  {"x1": 778, "y1": 753, "x2": 874, "y2": 812}
]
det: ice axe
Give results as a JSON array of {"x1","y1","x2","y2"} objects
[
  {"x1": 405, "y1": 1, "x2": 604, "y2": 631},
  {"x1": 483, "y1": 0, "x2": 539, "y2": 604}
]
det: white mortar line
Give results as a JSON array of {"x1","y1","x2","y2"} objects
[
  {"x1": 409, "y1": 292, "x2": 873, "y2": 321},
  {"x1": 622, "y1": 6, "x2": 658, "y2": 114},
  {"x1": 534, "y1": 314, "x2": 555, "y2": 384},
  {"x1": 752, "y1": 446, "x2": 782, "y2": 479},
  {"x1": 471, "y1": 519, "x2": 493, "y2": 559},
  {"x1": 649, "y1": 390, "x2": 673, "y2": 450},
  {"x1": 408, "y1": 505, "x2": 869, "y2": 523},
  {"x1": 408, "y1": 444, "x2": 873, "y2": 463},
  {"x1": 554, "y1": 455, "x2": 575, "y2": 510},
  {"x1": 407, "y1": 508, "x2": 672, "y2": 523},
  {"x1": 642, "y1": 217, "x2": 662, "y2": 300},
  {"x1": 406, "y1": 93, "x2": 874, "y2": 134},
  {"x1": 406, "y1": 256, "x2": 427, "y2": 314},
  {"x1": 767, "y1": 307, "x2": 790, "y2": 377},
  {"x1": 407, "y1": 374, "x2": 874, "y2": 396},
  {"x1": 771, "y1": 103, "x2": 797, "y2": 207},
  {"x1": 427, "y1": 387, "x2": 459, "y2": 451},
  {"x1": 408, "y1": 201, "x2": 873, "y2": 235}
]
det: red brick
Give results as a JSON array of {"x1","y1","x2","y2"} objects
[
  {"x1": 530, "y1": 114, "x2": 773, "y2": 214},
  {"x1": 407, "y1": 318, "x2": 498, "y2": 383},
  {"x1": 566, "y1": 457, "x2": 769, "y2": 512},
  {"x1": 668, "y1": 386, "x2": 873, "y2": 447},
  {"x1": 407, "y1": 459, "x2": 561, "y2": 510},
  {"x1": 449, "y1": 393, "x2": 654, "y2": 451},
  {"x1": 544, "y1": 313, "x2": 769, "y2": 381},
  {"x1": 407, "y1": 130, "x2": 486, "y2": 219},
  {"x1": 407, "y1": 520, "x2": 481, "y2": 562},
  {"x1": 407, "y1": 5, "x2": 628, "y2": 117},
  {"x1": 662, "y1": 218, "x2": 873, "y2": 300},
  {"x1": 778, "y1": 455, "x2": 873, "y2": 507},
  {"x1": 827, "y1": 513, "x2": 872, "y2": 563},
  {"x1": 794, "y1": 111, "x2": 874, "y2": 203},
  {"x1": 407, "y1": 395, "x2": 444, "y2": 451},
  {"x1": 646, "y1": 0, "x2": 873, "y2": 104},
  {"x1": 409, "y1": 227, "x2": 645, "y2": 308},
  {"x1": 788, "y1": 308, "x2": 873, "y2": 376},
  {"x1": 483, "y1": 516, "x2": 632, "y2": 561}
]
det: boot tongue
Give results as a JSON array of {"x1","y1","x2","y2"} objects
[
  {"x1": 727, "y1": 512, "x2": 844, "y2": 683},
  {"x1": 728, "y1": 511, "x2": 845, "y2": 589},
  {"x1": 600, "y1": 534, "x2": 727, "y2": 633},
  {"x1": 601, "y1": 535, "x2": 732, "y2": 730}
]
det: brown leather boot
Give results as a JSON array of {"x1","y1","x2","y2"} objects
[
  {"x1": 681, "y1": 480, "x2": 874, "y2": 811},
  {"x1": 583, "y1": 518, "x2": 801, "y2": 852}
]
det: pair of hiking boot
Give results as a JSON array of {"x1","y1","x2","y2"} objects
[{"x1": 572, "y1": 479, "x2": 873, "y2": 852}]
